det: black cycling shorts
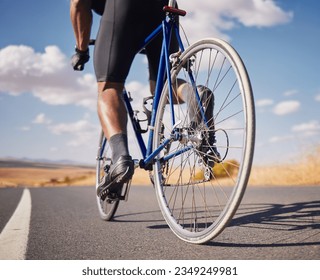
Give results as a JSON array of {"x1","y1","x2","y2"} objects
[
  {"x1": 91, "y1": 0, "x2": 105, "y2": 16},
  {"x1": 94, "y1": 0, "x2": 178, "y2": 83}
]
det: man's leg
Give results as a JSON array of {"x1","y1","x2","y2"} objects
[
  {"x1": 175, "y1": 82, "x2": 221, "y2": 167},
  {"x1": 97, "y1": 81, "x2": 130, "y2": 162},
  {"x1": 97, "y1": 82, "x2": 134, "y2": 198},
  {"x1": 149, "y1": 79, "x2": 186, "y2": 104},
  {"x1": 97, "y1": 82, "x2": 127, "y2": 138}
]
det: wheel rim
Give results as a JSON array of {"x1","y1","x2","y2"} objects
[{"x1": 153, "y1": 39, "x2": 255, "y2": 243}]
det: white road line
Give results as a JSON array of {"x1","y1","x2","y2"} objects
[{"x1": 0, "y1": 188, "x2": 32, "y2": 260}]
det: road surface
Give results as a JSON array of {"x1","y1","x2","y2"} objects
[{"x1": 0, "y1": 185, "x2": 319, "y2": 259}]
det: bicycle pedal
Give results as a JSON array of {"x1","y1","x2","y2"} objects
[
  {"x1": 102, "y1": 189, "x2": 122, "y2": 202},
  {"x1": 204, "y1": 167, "x2": 213, "y2": 181},
  {"x1": 106, "y1": 194, "x2": 122, "y2": 202},
  {"x1": 106, "y1": 193, "x2": 127, "y2": 202},
  {"x1": 99, "y1": 189, "x2": 109, "y2": 201}
]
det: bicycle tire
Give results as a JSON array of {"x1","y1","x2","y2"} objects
[
  {"x1": 153, "y1": 38, "x2": 255, "y2": 244},
  {"x1": 95, "y1": 130, "x2": 120, "y2": 220}
]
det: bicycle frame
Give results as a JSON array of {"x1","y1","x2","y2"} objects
[{"x1": 100, "y1": 6, "x2": 207, "y2": 171}]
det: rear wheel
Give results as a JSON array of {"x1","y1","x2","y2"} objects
[{"x1": 153, "y1": 38, "x2": 255, "y2": 244}]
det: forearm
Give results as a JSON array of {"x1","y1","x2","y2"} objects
[{"x1": 70, "y1": 0, "x2": 92, "y2": 51}]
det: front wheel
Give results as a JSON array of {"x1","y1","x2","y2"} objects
[{"x1": 153, "y1": 38, "x2": 255, "y2": 244}]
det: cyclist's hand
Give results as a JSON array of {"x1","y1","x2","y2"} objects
[{"x1": 71, "y1": 48, "x2": 90, "y2": 71}]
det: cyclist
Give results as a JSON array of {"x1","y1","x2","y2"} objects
[
  {"x1": 70, "y1": 0, "x2": 218, "y2": 199},
  {"x1": 92, "y1": 0, "x2": 182, "y2": 199},
  {"x1": 70, "y1": 0, "x2": 106, "y2": 71}
]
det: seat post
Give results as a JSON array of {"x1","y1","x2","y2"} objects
[{"x1": 168, "y1": 0, "x2": 176, "y2": 8}]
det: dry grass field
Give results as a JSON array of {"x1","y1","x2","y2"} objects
[
  {"x1": 249, "y1": 146, "x2": 320, "y2": 186},
  {"x1": 0, "y1": 159, "x2": 153, "y2": 188},
  {"x1": 1, "y1": 146, "x2": 319, "y2": 188},
  {"x1": 0, "y1": 166, "x2": 96, "y2": 187}
]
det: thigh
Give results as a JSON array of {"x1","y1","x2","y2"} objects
[
  {"x1": 94, "y1": 0, "x2": 143, "y2": 83},
  {"x1": 94, "y1": 0, "x2": 171, "y2": 83}
]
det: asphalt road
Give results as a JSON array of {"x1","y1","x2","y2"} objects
[{"x1": 0, "y1": 185, "x2": 319, "y2": 260}]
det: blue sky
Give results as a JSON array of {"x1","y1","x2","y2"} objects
[{"x1": 0, "y1": 0, "x2": 319, "y2": 166}]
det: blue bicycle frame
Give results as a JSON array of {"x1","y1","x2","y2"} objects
[{"x1": 101, "y1": 7, "x2": 207, "y2": 170}]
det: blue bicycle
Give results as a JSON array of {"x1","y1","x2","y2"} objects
[{"x1": 95, "y1": 0, "x2": 255, "y2": 244}]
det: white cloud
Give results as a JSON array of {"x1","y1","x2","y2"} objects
[
  {"x1": 33, "y1": 113, "x2": 52, "y2": 125},
  {"x1": 0, "y1": 45, "x2": 97, "y2": 110},
  {"x1": 269, "y1": 135, "x2": 293, "y2": 143},
  {"x1": 126, "y1": 80, "x2": 151, "y2": 110},
  {"x1": 273, "y1": 100, "x2": 300, "y2": 115},
  {"x1": 180, "y1": 0, "x2": 293, "y2": 42},
  {"x1": 50, "y1": 147, "x2": 59, "y2": 153},
  {"x1": 315, "y1": 94, "x2": 320, "y2": 102},
  {"x1": 256, "y1": 98, "x2": 274, "y2": 107},
  {"x1": 292, "y1": 120, "x2": 320, "y2": 136},
  {"x1": 19, "y1": 126, "x2": 31, "y2": 132},
  {"x1": 283, "y1": 89, "x2": 298, "y2": 97},
  {"x1": 268, "y1": 121, "x2": 320, "y2": 146},
  {"x1": 49, "y1": 119, "x2": 100, "y2": 147},
  {"x1": 0, "y1": 45, "x2": 66, "y2": 77}
]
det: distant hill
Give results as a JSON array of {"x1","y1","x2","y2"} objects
[{"x1": 0, "y1": 157, "x2": 94, "y2": 169}]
